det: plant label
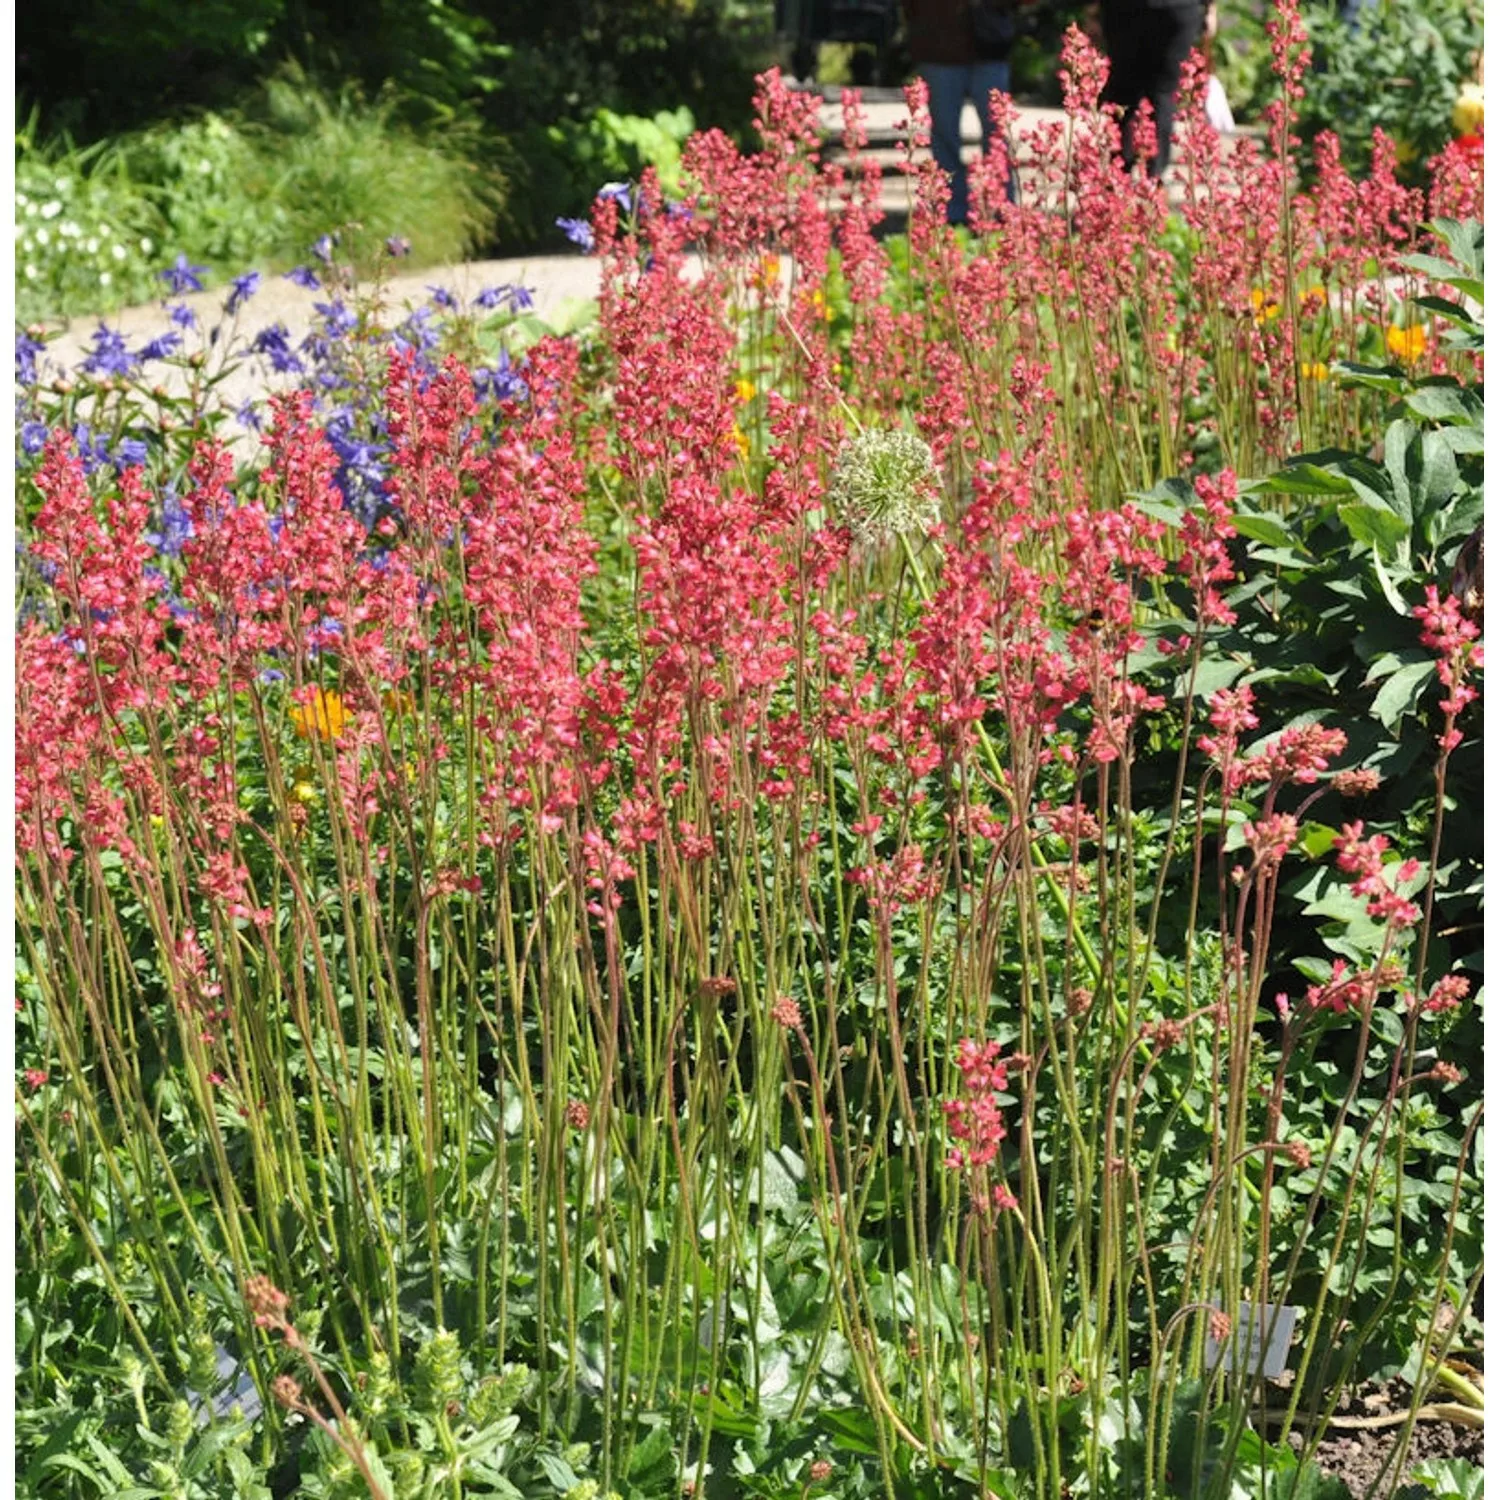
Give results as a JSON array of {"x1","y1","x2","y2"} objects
[{"x1": 1205, "y1": 1301, "x2": 1299, "y2": 1380}]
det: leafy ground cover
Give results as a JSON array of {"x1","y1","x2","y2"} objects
[{"x1": 14, "y1": 10, "x2": 1483, "y2": 1499}]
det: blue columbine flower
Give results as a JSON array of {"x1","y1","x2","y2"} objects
[
  {"x1": 251, "y1": 323, "x2": 305, "y2": 375},
  {"x1": 71, "y1": 421, "x2": 112, "y2": 474},
  {"x1": 556, "y1": 217, "x2": 595, "y2": 252},
  {"x1": 20, "y1": 421, "x2": 48, "y2": 456},
  {"x1": 16, "y1": 331, "x2": 46, "y2": 386},
  {"x1": 597, "y1": 181, "x2": 634, "y2": 211},
  {"x1": 113, "y1": 436, "x2": 150, "y2": 471},
  {"x1": 159, "y1": 253, "x2": 208, "y2": 296},
  {"x1": 312, "y1": 234, "x2": 336, "y2": 265},
  {"x1": 473, "y1": 350, "x2": 528, "y2": 404},
  {"x1": 80, "y1": 324, "x2": 136, "y2": 379},
  {"x1": 235, "y1": 400, "x2": 262, "y2": 431},
  {"x1": 284, "y1": 265, "x2": 321, "y2": 290},
  {"x1": 473, "y1": 283, "x2": 535, "y2": 312},
  {"x1": 427, "y1": 285, "x2": 458, "y2": 310},
  {"x1": 167, "y1": 302, "x2": 198, "y2": 331},
  {"x1": 137, "y1": 331, "x2": 183, "y2": 363},
  {"x1": 313, "y1": 299, "x2": 358, "y2": 338},
  {"x1": 226, "y1": 270, "x2": 262, "y2": 315},
  {"x1": 385, "y1": 235, "x2": 411, "y2": 258},
  {"x1": 144, "y1": 488, "x2": 193, "y2": 559}
]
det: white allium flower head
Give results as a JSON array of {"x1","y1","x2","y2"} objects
[{"x1": 828, "y1": 427, "x2": 941, "y2": 545}]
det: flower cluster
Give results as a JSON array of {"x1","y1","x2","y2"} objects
[{"x1": 943, "y1": 1039, "x2": 1022, "y2": 1215}]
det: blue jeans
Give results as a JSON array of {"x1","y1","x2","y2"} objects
[{"x1": 917, "y1": 60, "x2": 1014, "y2": 225}]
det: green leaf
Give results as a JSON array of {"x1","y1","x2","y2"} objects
[
  {"x1": 1402, "y1": 385, "x2": 1482, "y2": 426},
  {"x1": 1259, "y1": 464, "x2": 1354, "y2": 498},
  {"x1": 1383, "y1": 418, "x2": 1415, "y2": 518},
  {"x1": 1339, "y1": 502, "x2": 1408, "y2": 555},
  {"x1": 1233, "y1": 512, "x2": 1300, "y2": 548},
  {"x1": 1330, "y1": 362, "x2": 1408, "y2": 395},
  {"x1": 1370, "y1": 660, "x2": 1435, "y2": 728},
  {"x1": 1414, "y1": 430, "x2": 1460, "y2": 516},
  {"x1": 537, "y1": 1451, "x2": 580, "y2": 1492},
  {"x1": 1299, "y1": 822, "x2": 1338, "y2": 859}
]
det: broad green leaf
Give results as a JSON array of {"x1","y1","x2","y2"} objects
[
  {"x1": 1339, "y1": 501, "x2": 1408, "y2": 555},
  {"x1": 1403, "y1": 384, "x2": 1482, "y2": 425},
  {"x1": 1233, "y1": 512, "x2": 1300, "y2": 548},
  {"x1": 1370, "y1": 660, "x2": 1436, "y2": 728}
]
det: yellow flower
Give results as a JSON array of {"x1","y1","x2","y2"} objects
[
  {"x1": 290, "y1": 687, "x2": 349, "y2": 742},
  {"x1": 292, "y1": 780, "x2": 320, "y2": 805},
  {"x1": 732, "y1": 426, "x2": 751, "y2": 459},
  {"x1": 1300, "y1": 361, "x2": 1330, "y2": 382},
  {"x1": 1299, "y1": 286, "x2": 1327, "y2": 318},
  {"x1": 753, "y1": 254, "x2": 782, "y2": 290},
  {"x1": 1250, "y1": 287, "x2": 1281, "y2": 326},
  {"x1": 1453, "y1": 82, "x2": 1484, "y2": 137},
  {"x1": 734, "y1": 378, "x2": 756, "y2": 405},
  {"x1": 1385, "y1": 323, "x2": 1427, "y2": 364},
  {"x1": 382, "y1": 688, "x2": 417, "y2": 716}
]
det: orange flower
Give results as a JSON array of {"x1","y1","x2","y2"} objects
[
  {"x1": 1385, "y1": 323, "x2": 1427, "y2": 364},
  {"x1": 290, "y1": 687, "x2": 349, "y2": 742}
]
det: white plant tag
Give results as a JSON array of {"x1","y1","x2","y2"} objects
[{"x1": 1204, "y1": 1301, "x2": 1299, "y2": 1379}]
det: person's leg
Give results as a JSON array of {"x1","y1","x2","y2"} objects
[
  {"x1": 1145, "y1": 3, "x2": 1204, "y2": 175},
  {"x1": 1102, "y1": 9, "x2": 1152, "y2": 171},
  {"x1": 970, "y1": 59, "x2": 1020, "y2": 204},
  {"x1": 918, "y1": 62, "x2": 970, "y2": 225}
]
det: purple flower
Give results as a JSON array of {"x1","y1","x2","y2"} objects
[
  {"x1": 314, "y1": 299, "x2": 358, "y2": 338},
  {"x1": 113, "y1": 436, "x2": 150, "y2": 471},
  {"x1": 427, "y1": 285, "x2": 458, "y2": 310},
  {"x1": 284, "y1": 266, "x2": 321, "y2": 290},
  {"x1": 226, "y1": 270, "x2": 262, "y2": 314},
  {"x1": 145, "y1": 489, "x2": 193, "y2": 558},
  {"x1": 137, "y1": 331, "x2": 183, "y2": 363},
  {"x1": 158, "y1": 253, "x2": 208, "y2": 296},
  {"x1": 16, "y1": 331, "x2": 46, "y2": 386},
  {"x1": 71, "y1": 421, "x2": 111, "y2": 474},
  {"x1": 236, "y1": 400, "x2": 263, "y2": 431},
  {"x1": 167, "y1": 302, "x2": 198, "y2": 330},
  {"x1": 472, "y1": 350, "x2": 528, "y2": 404},
  {"x1": 251, "y1": 323, "x2": 305, "y2": 375},
  {"x1": 385, "y1": 236, "x2": 411, "y2": 258},
  {"x1": 20, "y1": 420, "x2": 48, "y2": 456},
  {"x1": 473, "y1": 283, "x2": 534, "y2": 313},
  {"x1": 556, "y1": 217, "x2": 595, "y2": 252},
  {"x1": 597, "y1": 181, "x2": 634, "y2": 210},
  {"x1": 80, "y1": 323, "x2": 137, "y2": 379},
  {"x1": 312, "y1": 234, "x2": 336, "y2": 265}
]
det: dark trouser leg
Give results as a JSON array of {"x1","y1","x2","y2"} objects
[
  {"x1": 1147, "y1": 3, "x2": 1203, "y2": 176},
  {"x1": 1103, "y1": 4, "x2": 1203, "y2": 177}
]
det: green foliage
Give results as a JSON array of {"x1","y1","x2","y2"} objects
[
  {"x1": 15, "y1": 130, "x2": 163, "y2": 324},
  {"x1": 1297, "y1": 0, "x2": 1483, "y2": 181},
  {"x1": 523, "y1": 106, "x2": 697, "y2": 238},
  {"x1": 14, "y1": 72, "x2": 506, "y2": 323}
]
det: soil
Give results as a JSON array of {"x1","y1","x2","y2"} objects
[{"x1": 1272, "y1": 1377, "x2": 1484, "y2": 1497}]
